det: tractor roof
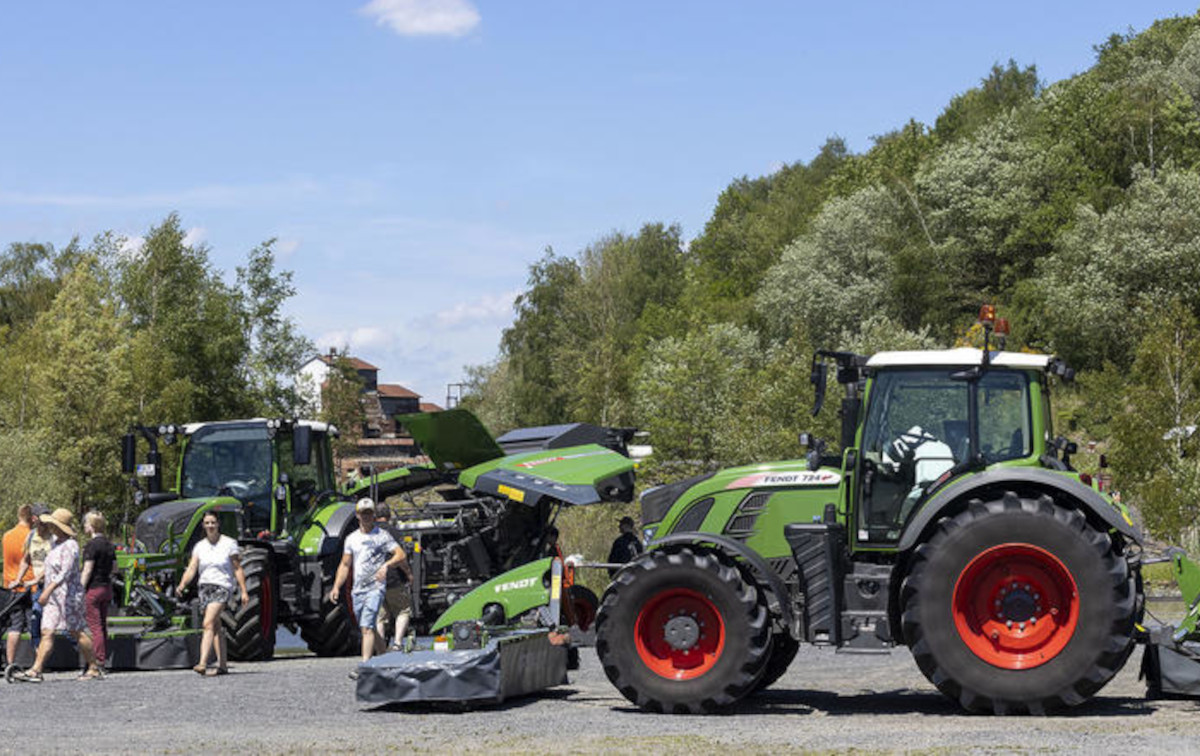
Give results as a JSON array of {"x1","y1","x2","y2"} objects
[
  {"x1": 867, "y1": 348, "x2": 1051, "y2": 370},
  {"x1": 180, "y1": 418, "x2": 338, "y2": 435}
]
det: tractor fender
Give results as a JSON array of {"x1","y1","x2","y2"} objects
[
  {"x1": 898, "y1": 467, "x2": 1143, "y2": 552},
  {"x1": 647, "y1": 532, "x2": 798, "y2": 640},
  {"x1": 316, "y1": 502, "x2": 358, "y2": 560}
]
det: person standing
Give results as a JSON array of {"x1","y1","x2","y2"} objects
[
  {"x1": 607, "y1": 516, "x2": 643, "y2": 578},
  {"x1": 373, "y1": 504, "x2": 414, "y2": 652},
  {"x1": 80, "y1": 511, "x2": 116, "y2": 671},
  {"x1": 2, "y1": 504, "x2": 34, "y2": 667},
  {"x1": 330, "y1": 498, "x2": 405, "y2": 677},
  {"x1": 12, "y1": 509, "x2": 102, "y2": 682},
  {"x1": 176, "y1": 511, "x2": 249, "y2": 676},
  {"x1": 8, "y1": 504, "x2": 52, "y2": 652}
]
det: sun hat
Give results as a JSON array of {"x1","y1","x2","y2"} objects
[
  {"x1": 44, "y1": 508, "x2": 76, "y2": 538},
  {"x1": 356, "y1": 497, "x2": 376, "y2": 513}
]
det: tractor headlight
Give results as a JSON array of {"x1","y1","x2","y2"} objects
[{"x1": 642, "y1": 526, "x2": 657, "y2": 546}]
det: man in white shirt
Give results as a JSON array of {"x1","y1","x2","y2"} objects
[{"x1": 330, "y1": 498, "x2": 406, "y2": 676}]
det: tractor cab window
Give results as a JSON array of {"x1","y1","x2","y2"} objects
[
  {"x1": 858, "y1": 368, "x2": 1031, "y2": 542},
  {"x1": 181, "y1": 425, "x2": 273, "y2": 504},
  {"x1": 277, "y1": 430, "x2": 331, "y2": 511}
]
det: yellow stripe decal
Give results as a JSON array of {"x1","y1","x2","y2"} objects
[{"x1": 498, "y1": 484, "x2": 526, "y2": 503}]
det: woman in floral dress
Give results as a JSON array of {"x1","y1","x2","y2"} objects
[{"x1": 11, "y1": 508, "x2": 101, "y2": 682}]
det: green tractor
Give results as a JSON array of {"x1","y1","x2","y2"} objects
[
  {"x1": 121, "y1": 418, "x2": 364, "y2": 660},
  {"x1": 595, "y1": 311, "x2": 1179, "y2": 714}
]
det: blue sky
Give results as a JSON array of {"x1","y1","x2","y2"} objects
[{"x1": 1, "y1": 1, "x2": 1196, "y2": 405}]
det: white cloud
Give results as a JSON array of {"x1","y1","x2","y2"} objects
[
  {"x1": 183, "y1": 226, "x2": 207, "y2": 247},
  {"x1": 315, "y1": 326, "x2": 396, "y2": 352},
  {"x1": 359, "y1": 0, "x2": 480, "y2": 38},
  {"x1": 118, "y1": 235, "x2": 145, "y2": 259},
  {"x1": 428, "y1": 291, "x2": 518, "y2": 330}
]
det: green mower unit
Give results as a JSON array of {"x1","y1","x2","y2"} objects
[{"x1": 596, "y1": 307, "x2": 1200, "y2": 715}]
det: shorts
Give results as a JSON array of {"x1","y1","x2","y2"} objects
[
  {"x1": 199, "y1": 584, "x2": 232, "y2": 607},
  {"x1": 352, "y1": 587, "x2": 385, "y2": 630},
  {"x1": 1, "y1": 589, "x2": 32, "y2": 635},
  {"x1": 382, "y1": 584, "x2": 412, "y2": 620}
]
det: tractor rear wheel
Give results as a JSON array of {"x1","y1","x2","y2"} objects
[
  {"x1": 595, "y1": 547, "x2": 770, "y2": 713},
  {"x1": 300, "y1": 584, "x2": 360, "y2": 657},
  {"x1": 900, "y1": 493, "x2": 1138, "y2": 714},
  {"x1": 223, "y1": 546, "x2": 277, "y2": 661}
]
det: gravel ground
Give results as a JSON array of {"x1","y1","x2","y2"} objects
[{"x1": 4, "y1": 630, "x2": 1200, "y2": 755}]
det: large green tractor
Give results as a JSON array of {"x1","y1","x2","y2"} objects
[
  {"x1": 596, "y1": 311, "x2": 1162, "y2": 714},
  {"x1": 121, "y1": 418, "x2": 363, "y2": 660}
]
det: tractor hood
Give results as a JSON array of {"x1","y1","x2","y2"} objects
[
  {"x1": 398, "y1": 409, "x2": 505, "y2": 473},
  {"x1": 398, "y1": 409, "x2": 636, "y2": 506},
  {"x1": 133, "y1": 497, "x2": 242, "y2": 554},
  {"x1": 459, "y1": 444, "x2": 635, "y2": 506}
]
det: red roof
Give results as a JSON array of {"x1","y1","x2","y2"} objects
[
  {"x1": 318, "y1": 354, "x2": 378, "y2": 371},
  {"x1": 378, "y1": 383, "x2": 420, "y2": 399},
  {"x1": 419, "y1": 402, "x2": 444, "y2": 412}
]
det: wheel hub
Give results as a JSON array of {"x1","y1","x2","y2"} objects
[
  {"x1": 663, "y1": 615, "x2": 700, "y2": 650},
  {"x1": 999, "y1": 586, "x2": 1037, "y2": 623}
]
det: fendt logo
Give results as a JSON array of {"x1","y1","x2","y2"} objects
[
  {"x1": 494, "y1": 577, "x2": 538, "y2": 593},
  {"x1": 727, "y1": 471, "x2": 841, "y2": 489}
]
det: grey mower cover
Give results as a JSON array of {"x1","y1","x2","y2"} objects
[
  {"x1": 355, "y1": 630, "x2": 567, "y2": 705},
  {"x1": 1142, "y1": 639, "x2": 1200, "y2": 698}
]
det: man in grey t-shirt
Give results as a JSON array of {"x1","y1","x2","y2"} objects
[{"x1": 330, "y1": 498, "x2": 405, "y2": 675}]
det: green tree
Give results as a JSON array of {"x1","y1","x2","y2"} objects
[
  {"x1": 236, "y1": 240, "x2": 314, "y2": 415},
  {"x1": 28, "y1": 256, "x2": 135, "y2": 513},
  {"x1": 934, "y1": 60, "x2": 1041, "y2": 144},
  {"x1": 1109, "y1": 301, "x2": 1200, "y2": 545},
  {"x1": 319, "y1": 350, "x2": 366, "y2": 476}
]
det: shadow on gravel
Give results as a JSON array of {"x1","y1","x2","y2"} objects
[
  {"x1": 362, "y1": 687, "x2": 577, "y2": 714},
  {"x1": 611, "y1": 690, "x2": 1164, "y2": 718}
]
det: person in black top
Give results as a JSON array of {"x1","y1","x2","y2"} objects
[
  {"x1": 80, "y1": 511, "x2": 116, "y2": 673},
  {"x1": 374, "y1": 505, "x2": 414, "y2": 652},
  {"x1": 607, "y1": 516, "x2": 643, "y2": 577}
]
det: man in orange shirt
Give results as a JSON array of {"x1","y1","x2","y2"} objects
[{"x1": 2, "y1": 504, "x2": 34, "y2": 665}]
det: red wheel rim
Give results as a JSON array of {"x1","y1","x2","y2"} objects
[
  {"x1": 952, "y1": 543, "x2": 1078, "y2": 670},
  {"x1": 634, "y1": 588, "x2": 725, "y2": 680},
  {"x1": 259, "y1": 574, "x2": 274, "y2": 640}
]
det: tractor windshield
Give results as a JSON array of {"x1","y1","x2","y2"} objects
[
  {"x1": 858, "y1": 368, "x2": 1032, "y2": 542},
  {"x1": 180, "y1": 424, "x2": 273, "y2": 504}
]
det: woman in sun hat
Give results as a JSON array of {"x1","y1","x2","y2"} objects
[{"x1": 12, "y1": 508, "x2": 102, "y2": 682}]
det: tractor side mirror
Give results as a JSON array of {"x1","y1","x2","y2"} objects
[
  {"x1": 293, "y1": 425, "x2": 312, "y2": 466},
  {"x1": 810, "y1": 357, "x2": 828, "y2": 418},
  {"x1": 121, "y1": 433, "x2": 137, "y2": 474}
]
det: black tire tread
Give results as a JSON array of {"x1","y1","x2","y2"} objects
[{"x1": 223, "y1": 546, "x2": 277, "y2": 662}]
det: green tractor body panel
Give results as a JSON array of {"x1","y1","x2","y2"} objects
[
  {"x1": 460, "y1": 444, "x2": 636, "y2": 507},
  {"x1": 644, "y1": 460, "x2": 842, "y2": 561},
  {"x1": 398, "y1": 409, "x2": 505, "y2": 472},
  {"x1": 427, "y1": 557, "x2": 555, "y2": 634}
]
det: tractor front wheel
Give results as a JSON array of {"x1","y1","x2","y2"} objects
[
  {"x1": 223, "y1": 545, "x2": 277, "y2": 661},
  {"x1": 900, "y1": 493, "x2": 1138, "y2": 714},
  {"x1": 595, "y1": 547, "x2": 770, "y2": 714}
]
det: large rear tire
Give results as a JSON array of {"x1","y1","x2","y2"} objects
[
  {"x1": 224, "y1": 546, "x2": 277, "y2": 662},
  {"x1": 299, "y1": 584, "x2": 361, "y2": 657},
  {"x1": 595, "y1": 547, "x2": 770, "y2": 714},
  {"x1": 900, "y1": 493, "x2": 1138, "y2": 714}
]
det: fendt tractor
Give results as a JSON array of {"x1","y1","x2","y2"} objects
[
  {"x1": 115, "y1": 409, "x2": 634, "y2": 664},
  {"x1": 596, "y1": 307, "x2": 1200, "y2": 715}
]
